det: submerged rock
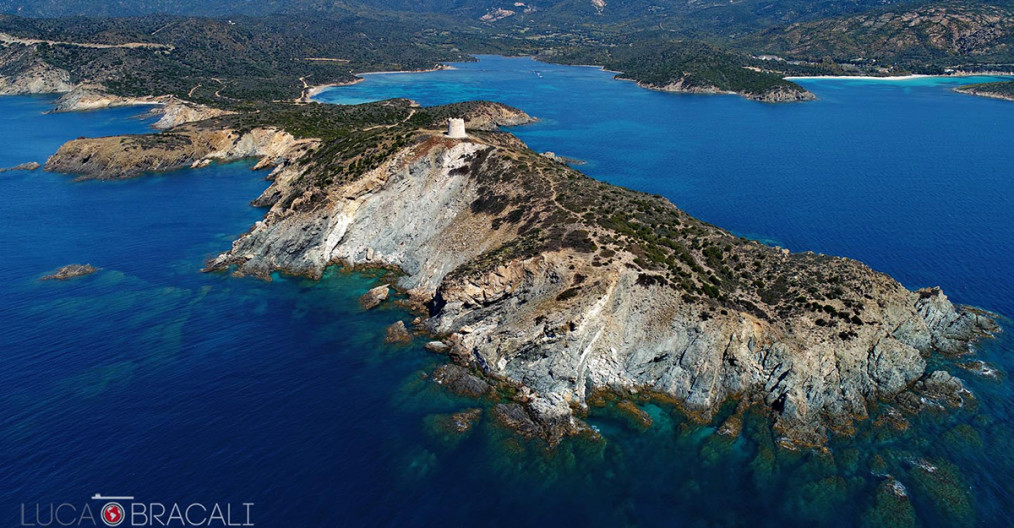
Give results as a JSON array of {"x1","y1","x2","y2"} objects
[
  {"x1": 423, "y1": 408, "x2": 483, "y2": 448},
  {"x1": 957, "y1": 360, "x2": 1003, "y2": 380},
  {"x1": 41, "y1": 264, "x2": 98, "y2": 281},
  {"x1": 908, "y1": 458, "x2": 975, "y2": 528},
  {"x1": 359, "y1": 284, "x2": 390, "y2": 310},
  {"x1": 861, "y1": 478, "x2": 917, "y2": 528},
  {"x1": 614, "y1": 400, "x2": 653, "y2": 431}
]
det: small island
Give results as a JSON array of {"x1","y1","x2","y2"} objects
[{"x1": 41, "y1": 263, "x2": 99, "y2": 280}]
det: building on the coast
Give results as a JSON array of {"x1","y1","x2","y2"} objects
[{"x1": 447, "y1": 118, "x2": 467, "y2": 139}]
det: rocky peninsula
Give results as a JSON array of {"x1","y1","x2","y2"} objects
[
  {"x1": 955, "y1": 81, "x2": 1014, "y2": 102},
  {"x1": 43, "y1": 98, "x2": 997, "y2": 448},
  {"x1": 634, "y1": 77, "x2": 816, "y2": 103}
]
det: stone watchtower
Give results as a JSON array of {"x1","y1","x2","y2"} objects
[{"x1": 447, "y1": 118, "x2": 468, "y2": 139}]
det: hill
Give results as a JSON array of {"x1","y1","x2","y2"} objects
[{"x1": 737, "y1": 1, "x2": 1014, "y2": 73}]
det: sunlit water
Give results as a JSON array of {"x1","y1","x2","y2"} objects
[{"x1": 0, "y1": 55, "x2": 1011, "y2": 527}]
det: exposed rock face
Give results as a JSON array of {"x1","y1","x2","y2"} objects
[
  {"x1": 41, "y1": 264, "x2": 98, "y2": 280},
  {"x1": 360, "y1": 284, "x2": 390, "y2": 310},
  {"x1": 51, "y1": 84, "x2": 147, "y2": 113},
  {"x1": 203, "y1": 125, "x2": 996, "y2": 446},
  {"x1": 0, "y1": 44, "x2": 73, "y2": 95},
  {"x1": 44, "y1": 125, "x2": 315, "y2": 180},
  {"x1": 151, "y1": 100, "x2": 232, "y2": 129}
]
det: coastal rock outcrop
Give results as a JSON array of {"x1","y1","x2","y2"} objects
[
  {"x1": 51, "y1": 85, "x2": 233, "y2": 128},
  {"x1": 202, "y1": 119, "x2": 995, "y2": 446},
  {"x1": 44, "y1": 125, "x2": 315, "y2": 180},
  {"x1": 360, "y1": 284, "x2": 390, "y2": 310},
  {"x1": 41, "y1": 264, "x2": 98, "y2": 280},
  {"x1": 385, "y1": 321, "x2": 413, "y2": 343},
  {"x1": 637, "y1": 77, "x2": 816, "y2": 103},
  {"x1": 0, "y1": 161, "x2": 40, "y2": 172}
]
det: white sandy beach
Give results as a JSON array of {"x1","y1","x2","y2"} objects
[{"x1": 785, "y1": 74, "x2": 934, "y2": 81}]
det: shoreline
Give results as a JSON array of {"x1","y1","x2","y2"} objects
[
  {"x1": 953, "y1": 87, "x2": 1014, "y2": 102},
  {"x1": 786, "y1": 74, "x2": 933, "y2": 81},
  {"x1": 306, "y1": 78, "x2": 364, "y2": 99},
  {"x1": 307, "y1": 65, "x2": 456, "y2": 100},
  {"x1": 360, "y1": 64, "x2": 457, "y2": 76}
]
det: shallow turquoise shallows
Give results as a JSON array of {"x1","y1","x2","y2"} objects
[{"x1": 1, "y1": 54, "x2": 1012, "y2": 527}]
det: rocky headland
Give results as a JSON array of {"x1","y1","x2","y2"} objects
[
  {"x1": 43, "y1": 98, "x2": 998, "y2": 448},
  {"x1": 0, "y1": 43, "x2": 230, "y2": 128},
  {"x1": 954, "y1": 81, "x2": 1014, "y2": 102},
  {"x1": 50, "y1": 84, "x2": 233, "y2": 129},
  {"x1": 45, "y1": 124, "x2": 313, "y2": 180}
]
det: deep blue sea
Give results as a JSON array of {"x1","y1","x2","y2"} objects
[{"x1": 2, "y1": 56, "x2": 1012, "y2": 527}]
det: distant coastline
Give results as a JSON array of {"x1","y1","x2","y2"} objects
[
  {"x1": 788, "y1": 73, "x2": 1014, "y2": 81},
  {"x1": 786, "y1": 74, "x2": 934, "y2": 81}
]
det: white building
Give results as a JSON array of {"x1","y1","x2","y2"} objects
[{"x1": 447, "y1": 118, "x2": 467, "y2": 139}]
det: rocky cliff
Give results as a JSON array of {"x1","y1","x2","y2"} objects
[{"x1": 44, "y1": 99, "x2": 997, "y2": 447}]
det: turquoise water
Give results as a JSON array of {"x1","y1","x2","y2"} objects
[{"x1": 0, "y1": 55, "x2": 1011, "y2": 527}]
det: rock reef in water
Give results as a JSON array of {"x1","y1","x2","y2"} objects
[
  {"x1": 46, "y1": 98, "x2": 997, "y2": 447},
  {"x1": 0, "y1": 161, "x2": 40, "y2": 172},
  {"x1": 360, "y1": 284, "x2": 390, "y2": 310},
  {"x1": 41, "y1": 264, "x2": 98, "y2": 280},
  {"x1": 385, "y1": 320, "x2": 413, "y2": 343}
]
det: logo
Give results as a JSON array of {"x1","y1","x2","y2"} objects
[
  {"x1": 102, "y1": 503, "x2": 124, "y2": 526},
  {"x1": 20, "y1": 495, "x2": 255, "y2": 526}
]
